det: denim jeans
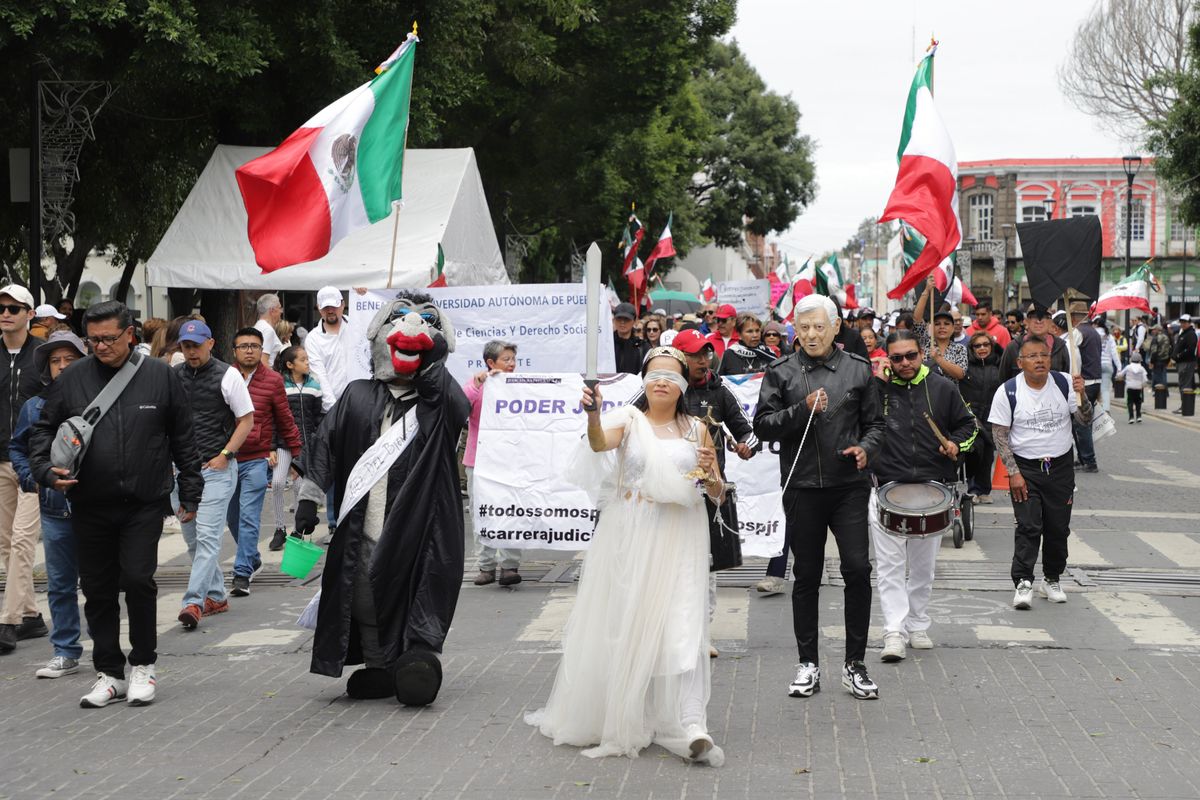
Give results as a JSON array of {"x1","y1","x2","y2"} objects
[
  {"x1": 181, "y1": 461, "x2": 238, "y2": 608},
  {"x1": 227, "y1": 458, "x2": 269, "y2": 578},
  {"x1": 41, "y1": 515, "x2": 83, "y2": 659}
]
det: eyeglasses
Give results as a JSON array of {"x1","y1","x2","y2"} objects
[
  {"x1": 702, "y1": 310, "x2": 715, "y2": 317},
  {"x1": 972, "y1": 342, "x2": 992, "y2": 349},
  {"x1": 234, "y1": 343, "x2": 263, "y2": 351},
  {"x1": 0, "y1": 304, "x2": 28, "y2": 315},
  {"x1": 888, "y1": 351, "x2": 922, "y2": 364},
  {"x1": 644, "y1": 326, "x2": 660, "y2": 333},
  {"x1": 1019, "y1": 353, "x2": 1050, "y2": 361},
  {"x1": 84, "y1": 331, "x2": 129, "y2": 348}
]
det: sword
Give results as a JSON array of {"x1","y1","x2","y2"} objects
[{"x1": 583, "y1": 241, "x2": 601, "y2": 411}]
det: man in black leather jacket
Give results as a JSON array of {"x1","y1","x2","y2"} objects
[{"x1": 754, "y1": 294, "x2": 885, "y2": 701}]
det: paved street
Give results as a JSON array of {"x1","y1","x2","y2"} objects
[{"x1": 2, "y1": 409, "x2": 1200, "y2": 799}]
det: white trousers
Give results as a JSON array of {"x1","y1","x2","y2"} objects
[{"x1": 868, "y1": 489, "x2": 941, "y2": 640}]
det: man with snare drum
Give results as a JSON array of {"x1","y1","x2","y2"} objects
[{"x1": 870, "y1": 331, "x2": 977, "y2": 663}]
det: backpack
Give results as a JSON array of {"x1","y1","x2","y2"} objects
[{"x1": 1004, "y1": 371, "x2": 1069, "y2": 415}]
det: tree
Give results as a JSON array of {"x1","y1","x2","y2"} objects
[
  {"x1": 1149, "y1": 17, "x2": 1200, "y2": 225},
  {"x1": 842, "y1": 216, "x2": 894, "y2": 257},
  {"x1": 1058, "y1": 0, "x2": 1192, "y2": 141}
]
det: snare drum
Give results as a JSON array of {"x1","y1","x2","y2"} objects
[{"x1": 875, "y1": 481, "x2": 955, "y2": 539}]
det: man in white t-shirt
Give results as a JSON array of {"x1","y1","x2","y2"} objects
[
  {"x1": 253, "y1": 293, "x2": 284, "y2": 368},
  {"x1": 988, "y1": 337, "x2": 1091, "y2": 611}
]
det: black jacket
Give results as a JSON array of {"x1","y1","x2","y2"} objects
[
  {"x1": 613, "y1": 333, "x2": 648, "y2": 374},
  {"x1": 302, "y1": 362, "x2": 471, "y2": 677},
  {"x1": 836, "y1": 324, "x2": 869, "y2": 359},
  {"x1": 275, "y1": 374, "x2": 324, "y2": 453},
  {"x1": 753, "y1": 347, "x2": 885, "y2": 490},
  {"x1": 1173, "y1": 327, "x2": 1197, "y2": 363},
  {"x1": 683, "y1": 370, "x2": 758, "y2": 471},
  {"x1": 872, "y1": 366, "x2": 978, "y2": 485},
  {"x1": 961, "y1": 347, "x2": 1003, "y2": 444},
  {"x1": 998, "y1": 333, "x2": 1069, "y2": 381},
  {"x1": 29, "y1": 353, "x2": 203, "y2": 510},
  {"x1": 0, "y1": 335, "x2": 44, "y2": 463},
  {"x1": 718, "y1": 342, "x2": 776, "y2": 376}
]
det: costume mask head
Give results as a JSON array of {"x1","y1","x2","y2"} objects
[
  {"x1": 792, "y1": 295, "x2": 840, "y2": 359},
  {"x1": 366, "y1": 290, "x2": 456, "y2": 381}
]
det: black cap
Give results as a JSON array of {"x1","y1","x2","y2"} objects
[
  {"x1": 1025, "y1": 304, "x2": 1050, "y2": 319},
  {"x1": 613, "y1": 302, "x2": 636, "y2": 320},
  {"x1": 933, "y1": 308, "x2": 954, "y2": 322}
]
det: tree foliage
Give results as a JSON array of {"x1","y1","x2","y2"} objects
[
  {"x1": 0, "y1": 1, "x2": 816, "y2": 296},
  {"x1": 1058, "y1": 0, "x2": 1193, "y2": 141},
  {"x1": 1149, "y1": 16, "x2": 1200, "y2": 226},
  {"x1": 842, "y1": 216, "x2": 894, "y2": 257}
]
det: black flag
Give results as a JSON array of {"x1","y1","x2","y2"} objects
[{"x1": 1016, "y1": 216, "x2": 1102, "y2": 309}]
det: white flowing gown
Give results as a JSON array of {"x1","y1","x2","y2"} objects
[{"x1": 525, "y1": 406, "x2": 719, "y2": 761}]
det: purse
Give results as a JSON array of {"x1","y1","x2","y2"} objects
[
  {"x1": 50, "y1": 351, "x2": 143, "y2": 480},
  {"x1": 707, "y1": 481, "x2": 742, "y2": 572}
]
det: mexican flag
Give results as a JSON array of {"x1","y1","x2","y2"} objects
[
  {"x1": 621, "y1": 213, "x2": 645, "y2": 287},
  {"x1": 815, "y1": 254, "x2": 846, "y2": 304},
  {"x1": 945, "y1": 275, "x2": 977, "y2": 308},
  {"x1": 644, "y1": 213, "x2": 676, "y2": 274},
  {"x1": 793, "y1": 259, "x2": 816, "y2": 301},
  {"x1": 428, "y1": 243, "x2": 446, "y2": 287},
  {"x1": 1090, "y1": 263, "x2": 1159, "y2": 316},
  {"x1": 237, "y1": 34, "x2": 419, "y2": 273},
  {"x1": 773, "y1": 253, "x2": 792, "y2": 284},
  {"x1": 879, "y1": 44, "x2": 962, "y2": 299},
  {"x1": 773, "y1": 278, "x2": 794, "y2": 321},
  {"x1": 701, "y1": 275, "x2": 716, "y2": 302},
  {"x1": 843, "y1": 282, "x2": 859, "y2": 310}
]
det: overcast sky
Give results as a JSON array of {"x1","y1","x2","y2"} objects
[{"x1": 730, "y1": 0, "x2": 1131, "y2": 260}]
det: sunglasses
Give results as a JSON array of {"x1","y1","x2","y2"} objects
[
  {"x1": 644, "y1": 326, "x2": 660, "y2": 333},
  {"x1": 888, "y1": 351, "x2": 922, "y2": 364},
  {"x1": 0, "y1": 304, "x2": 29, "y2": 315},
  {"x1": 972, "y1": 342, "x2": 992, "y2": 349}
]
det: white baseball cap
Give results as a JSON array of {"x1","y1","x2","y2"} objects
[
  {"x1": 316, "y1": 286, "x2": 343, "y2": 310},
  {"x1": 0, "y1": 284, "x2": 35, "y2": 309},
  {"x1": 33, "y1": 303, "x2": 66, "y2": 319}
]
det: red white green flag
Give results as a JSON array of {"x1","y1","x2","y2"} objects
[
  {"x1": 644, "y1": 213, "x2": 676, "y2": 274},
  {"x1": 701, "y1": 275, "x2": 716, "y2": 302},
  {"x1": 879, "y1": 43, "x2": 961, "y2": 299},
  {"x1": 236, "y1": 33, "x2": 419, "y2": 272},
  {"x1": 428, "y1": 243, "x2": 446, "y2": 287},
  {"x1": 1090, "y1": 262, "x2": 1159, "y2": 316}
]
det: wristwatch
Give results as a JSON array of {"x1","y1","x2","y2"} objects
[{"x1": 220, "y1": 448, "x2": 234, "y2": 458}]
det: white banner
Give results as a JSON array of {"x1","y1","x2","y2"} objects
[
  {"x1": 472, "y1": 372, "x2": 786, "y2": 558},
  {"x1": 346, "y1": 283, "x2": 617, "y2": 385},
  {"x1": 715, "y1": 279, "x2": 771, "y2": 317}
]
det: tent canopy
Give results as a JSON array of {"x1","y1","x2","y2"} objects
[{"x1": 147, "y1": 145, "x2": 507, "y2": 290}]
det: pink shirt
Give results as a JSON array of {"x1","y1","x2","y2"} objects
[{"x1": 462, "y1": 377, "x2": 485, "y2": 468}]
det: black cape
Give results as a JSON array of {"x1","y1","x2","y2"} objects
[{"x1": 303, "y1": 362, "x2": 470, "y2": 677}]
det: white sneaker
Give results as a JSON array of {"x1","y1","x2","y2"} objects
[
  {"x1": 755, "y1": 576, "x2": 787, "y2": 596},
  {"x1": 36, "y1": 655, "x2": 79, "y2": 679},
  {"x1": 684, "y1": 723, "x2": 724, "y2": 766},
  {"x1": 880, "y1": 632, "x2": 906, "y2": 662},
  {"x1": 788, "y1": 662, "x2": 821, "y2": 697},
  {"x1": 80, "y1": 672, "x2": 128, "y2": 708},
  {"x1": 127, "y1": 664, "x2": 157, "y2": 706},
  {"x1": 1040, "y1": 580, "x2": 1068, "y2": 604},
  {"x1": 909, "y1": 630, "x2": 934, "y2": 650},
  {"x1": 1013, "y1": 579, "x2": 1034, "y2": 610}
]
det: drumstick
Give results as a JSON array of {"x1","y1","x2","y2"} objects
[{"x1": 923, "y1": 412, "x2": 952, "y2": 449}]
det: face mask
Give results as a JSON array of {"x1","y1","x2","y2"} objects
[{"x1": 643, "y1": 369, "x2": 688, "y2": 393}]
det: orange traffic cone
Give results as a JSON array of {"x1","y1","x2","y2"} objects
[{"x1": 992, "y1": 455, "x2": 1009, "y2": 491}]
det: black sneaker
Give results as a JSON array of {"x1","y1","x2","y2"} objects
[
  {"x1": 230, "y1": 575, "x2": 251, "y2": 597},
  {"x1": 0, "y1": 623, "x2": 17, "y2": 654},
  {"x1": 842, "y1": 661, "x2": 880, "y2": 700},
  {"x1": 268, "y1": 528, "x2": 288, "y2": 551},
  {"x1": 16, "y1": 613, "x2": 48, "y2": 640},
  {"x1": 1082, "y1": 464, "x2": 1099, "y2": 473}
]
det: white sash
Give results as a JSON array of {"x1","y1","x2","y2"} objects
[{"x1": 338, "y1": 406, "x2": 419, "y2": 525}]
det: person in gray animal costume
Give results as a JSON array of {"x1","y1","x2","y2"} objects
[{"x1": 295, "y1": 290, "x2": 470, "y2": 705}]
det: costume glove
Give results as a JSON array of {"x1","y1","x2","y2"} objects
[{"x1": 295, "y1": 499, "x2": 319, "y2": 537}]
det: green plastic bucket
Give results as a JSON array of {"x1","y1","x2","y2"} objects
[{"x1": 280, "y1": 537, "x2": 323, "y2": 579}]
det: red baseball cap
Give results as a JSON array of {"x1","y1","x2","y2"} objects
[
  {"x1": 672, "y1": 329, "x2": 714, "y2": 354},
  {"x1": 715, "y1": 303, "x2": 737, "y2": 319}
]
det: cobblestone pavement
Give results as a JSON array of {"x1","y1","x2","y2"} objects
[{"x1": 2, "y1": 417, "x2": 1199, "y2": 799}]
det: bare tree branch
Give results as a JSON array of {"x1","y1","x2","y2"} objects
[{"x1": 1058, "y1": 0, "x2": 1193, "y2": 140}]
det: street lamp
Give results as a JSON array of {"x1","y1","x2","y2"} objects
[
  {"x1": 1122, "y1": 155, "x2": 1143, "y2": 328},
  {"x1": 1042, "y1": 196, "x2": 1057, "y2": 222}
]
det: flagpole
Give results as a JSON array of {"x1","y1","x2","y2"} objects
[
  {"x1": 386, "y1": 200, "x2": 401, "y2": 289},
  {"x1": 1063, "y1": 292, "x2": 1084, "y2": 404}
]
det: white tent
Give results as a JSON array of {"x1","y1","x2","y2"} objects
[{"x1": 147, "y1": 145, "x2": 507, "y2": 290}]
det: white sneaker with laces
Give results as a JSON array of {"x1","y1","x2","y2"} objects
[
  {"x1": 80, "y1": 673, "x2": 128, "y2": 708},
  {"x1": 880, "y1": 632, "x2": 906, "y2": 662},
  {"x1": 909, "y1": 630, "x2": 933, "y2": 649},
  {"x1": 788, "y1": 662, "x2": 821, "y2": 697},
  {"x1": 755, "y1": 576, "x2": 787, "y2": 596},
  {"x1": 36, "y1": 655, "x2": 79, "y2": 679},
  {"x1": 1013, "y1": 579, "x2": 1034, "y2": 610},
  {"x1": 127, "y1": 664, "x2": 157, "y2": 706},
  {"x1": 1040, "y1": 580, "x2": 1068, "y2": 603}
]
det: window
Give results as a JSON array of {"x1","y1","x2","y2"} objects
[
  {"x1": 1069, "y1": 204, "x2": 1096, "y2": 218},
  {"x1": 1021, "y1": 205, "x2": 1047, "y2": 223},
  {"x1": 1170, "y1": 210, "x2": 1193, "y2": 241},
  {"x1": 969, "y1": 193, "x2": 994, "y2": 240},
  {"x1": 1118, "y1": 199, "x2": 1146, "y2": 241}
]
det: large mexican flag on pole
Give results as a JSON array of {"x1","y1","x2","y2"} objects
[
  {"x1": 1090, "y1": 262, "x2": 1159, "y2": 316},
  {"x1": 879, "y1": 44, "x2": 961, "y2": 299},
  {"x1": 237, "y1": 33, "x2": 419, "y2": 272}
]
